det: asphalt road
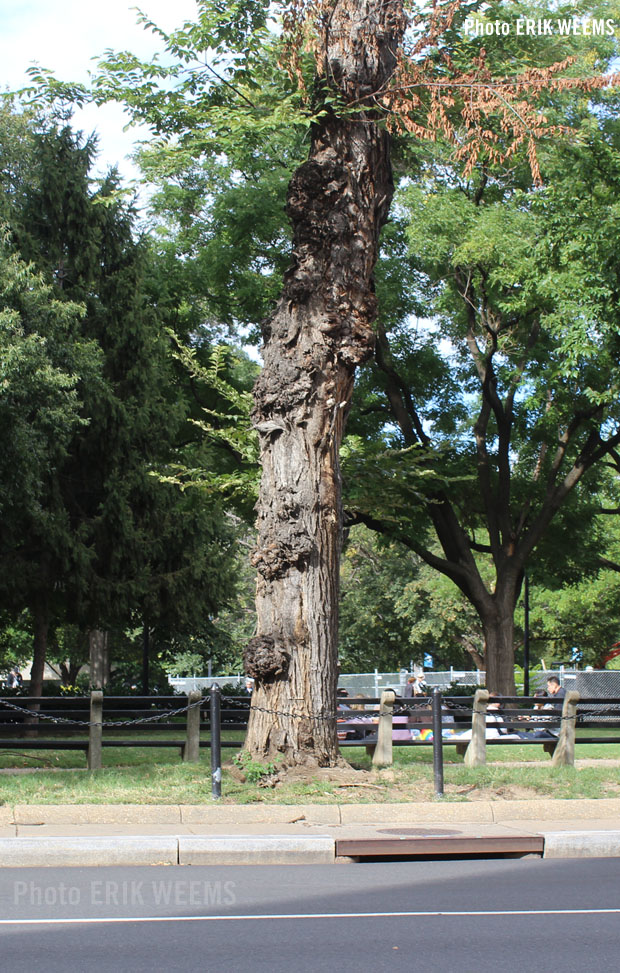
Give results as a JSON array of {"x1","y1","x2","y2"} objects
[{"x1": 1, "y1": 858, "x2": 619, "y2": 972}]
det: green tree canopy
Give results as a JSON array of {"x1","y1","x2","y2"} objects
[
  {"x1": 0, "y1": 104, "x2": 242, "y2": 690},
  {"x1": 343, "y1": 37, "x2": 620, "y2": 690}
]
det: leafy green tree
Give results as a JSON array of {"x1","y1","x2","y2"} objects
[
  {"x1": 0, "y1": 228, "x2": 102, "y2": 694},
  {"x1": 0, "y1": 234, "x2": 91, "y2": 523},
  {"x1": 395, "y1": 565, "x2": 487, "y2": 671},
  {"x1": 0, "y1": 611, "x2": 36, "y2": 679},
  {"x1": 345, "y1": 65, "x2": 620, "y2": 692},
  {"x1": 523, "y1": 505, "x2": 620, "y2": 669},
  {"x1": 73, "y1": 0, "x2": 619, "y2": 757},
  {"x1": 338, "y1": 526, "x2": 419, "y2": 672},
  {"x1": 529, "y1": 571, "x2": 620, "y2": 670},
  {"x1": 0, "y1": 110, "x2": 241, "y2": 692}
]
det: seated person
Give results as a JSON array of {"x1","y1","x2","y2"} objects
[
  {"x1": 527, "y1": 677, "x2": 566, "y2": 738},
  {"x1": 337, "y1": 688, "x2": 351, "y2": 710},
  {"x1": 452, "y1": 695, "x2": 528, "y2": 741}
]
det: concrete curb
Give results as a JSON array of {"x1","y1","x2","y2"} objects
[
  {"x1": 1, "y1": 829, "x2": 620, "y2": 866},
  {"x1": 0, "y1": 835, "x2": 335, "y2": 868},
  {"x1": 0, "y1": 836, "x2": 179, "y2": 868},
  {"x1": 178, "y1": 835, "x2": 335, "y2": 865},
  {"x1": 8, "y1": 798, "x2": 620, "y2": 826},
  {"x1": 542, "y1": 830, "x2": 620, "y2": 859},
  {"x1": 3, "y1": 800, "x2": 620, "y2": 865}
]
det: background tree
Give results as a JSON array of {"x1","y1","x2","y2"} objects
[
  {"x1": 338, "y1": 526, "x2": 419, "y2": 672},
  {"x1": 531, "y1": 571, "x2": 620, "y2": 669},
  {"x1": 79, "y1": 0, "x2": 620, "y2": 759},
  {"x1": 395, "y1": 564, "x2": 487, "y2": 671},
  {"x1": 0, "y1": 227, "x2": 101, "y2": 695},
  {"x1": 345, "y1": 61, "x2": 620, "y2": 691}
]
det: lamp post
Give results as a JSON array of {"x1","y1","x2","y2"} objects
[{"x1": 523, "y1": 573, "x2": 530, "y2": 697}]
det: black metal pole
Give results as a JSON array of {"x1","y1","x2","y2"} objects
[
  {"x1": 524, "y1": 573, "x2": 530, "y2": 698},
  {"x1": 142, "y1": 620, "x2": 150, "y2": 696},
  {"x1": 432, "y1": 688, "x2": 444, "y2": 798},
  {"x1": 210, "y1": 684, "x2": 222, "y2": 800}
]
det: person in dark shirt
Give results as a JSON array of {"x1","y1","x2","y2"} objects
[
  {"x1": 531, "y1": 675, "x2": 566, "y2": 739},
  {"x1": 403, "y1": 675, "x2": 426, "y2": 698},
  {"x1": 546, "y1": 676, "x2": 566, "y2": 709}
]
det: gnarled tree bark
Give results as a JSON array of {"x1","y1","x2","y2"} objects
[{"x1": 244, "y1": 0, "x2": 406, "y2": 764}]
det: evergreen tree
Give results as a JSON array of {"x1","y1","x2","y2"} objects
[
  {"x1": 0, "y1": 226, "x2": 102, "y2": 693},
  {"x1": 0, "y1": 109, "x2": 238, "y2": 692}
]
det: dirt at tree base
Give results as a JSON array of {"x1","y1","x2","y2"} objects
[
  {"x1": 461, "y1": 784, "x2": 545, "y2": 802},
  {"x1": 260, "y1": 763, "x2": 545, "y2": 803}
]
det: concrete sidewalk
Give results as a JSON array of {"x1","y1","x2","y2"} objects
[{"x1": 1, "y1": 799, "x2": 620, "y2": 865}]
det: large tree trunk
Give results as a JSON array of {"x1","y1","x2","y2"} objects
[
  {"x1": 59, "y1": 660, "x2": 84, "y2": 686},
  {"x1": 480, "y1": 585, "x2": 519, "y2": 695},
  {"x1": 460, "y1": 638, "x2": 486, "y2": 672},
  {"x1": 244, "y1": 0, "x2": 405, "y2": 765},
  {"x1": 29, "y1": 595, "x2": 49, "y2": 699}
]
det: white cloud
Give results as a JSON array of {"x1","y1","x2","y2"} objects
[
  {"x1": 0, "y1": 0, "x2": 200, "y2": 180},
  {"x1": 1, "y1": 0, "x2": 199, "y2": 84}
]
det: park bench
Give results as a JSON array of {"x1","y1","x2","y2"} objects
[{"x1": 337, "y1": 690, "x2": 620, "y2": 767}]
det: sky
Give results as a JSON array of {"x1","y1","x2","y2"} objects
[
  {"x1": 0, "y1": 0, "x2": 201, "y2": 181},
  {"x1": 0, "y1": 0, "x2": 265, "y2": 360}
]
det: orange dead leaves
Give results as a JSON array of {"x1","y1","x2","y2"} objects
[{"x1": 278, "y1": 0, "x2": 620, "y2": 184}]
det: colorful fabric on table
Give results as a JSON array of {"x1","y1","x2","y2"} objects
[{"x1": 410, "y1": 727, "x2": 457, "y2": 741}]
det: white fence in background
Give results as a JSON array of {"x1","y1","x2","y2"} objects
[
  {"x1": 535, "y1": 669, "x2": 620, "y2": 698},
  {"x1": 169, "y1": 667, "x2": 620, "y2": 698},
  {"x1": 338, "y1": 669, "x2": 485, "y2": 698},
  {"x1": 168, "y1": 668, "x2": 486, "y2": 697},
  {"x1": 168, "y1": 675, "x2": 247, "y2": 694}
]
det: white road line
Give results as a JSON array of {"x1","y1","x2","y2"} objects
[{"x1": 1, "y1": 908, "x2": 620, "y2": 926}]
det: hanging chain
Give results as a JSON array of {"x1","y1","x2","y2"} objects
[
  {"x1": 249, "y1": 704, "x2": 339, "y2": 723},
  {"x1": 0, "y1": 695, "x2": 205, "y2": 728},
  {"x1": 1, "y1": 695, "x2": 616, "y2": 728}
]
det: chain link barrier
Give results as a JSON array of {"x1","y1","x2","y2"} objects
[
  {"x1": 249, "y1": 704, "x2": 339, "y2": 723},
  {"x1": 249, "y1": 697, "x2": 618, "y2": 726},
  {"x1": 0, "y1": 694, "x2": 205, "y2": 728},
  {"x1": 576, "y1": 705, "x2": 620, "y2": 723},
  {"x1": 2, "y1": 693, "x2": 619, "y2": 730}
]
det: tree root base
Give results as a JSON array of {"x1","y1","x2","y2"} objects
[{"x1": 243, "y1": 747, "x2": 350, "y2": 774}]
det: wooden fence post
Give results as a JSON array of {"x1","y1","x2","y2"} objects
[
  {"x1": 464, "y1": 689, "x2": 489, "y2": 768},
  {"x1": 88, "y1": 690, "x2": 103, "y2": 771},
  {"x1": 372, "y1": 690, "x2": 395, "y2": 767},
  {"x1": 184, "y1": 690, "x2": 202, "y2": 763},
  {"x1": 551, "y1": 690, "x2": 580, "y2": 767}
]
